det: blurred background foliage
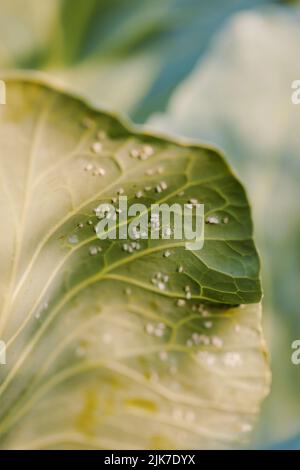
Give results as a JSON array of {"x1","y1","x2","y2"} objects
[
  {"x1": 0, "y1": 0, "x2": 281, "y2": 119},
  {"x1": 0, "y1": 0, "x2": 300, "y2": 449}
]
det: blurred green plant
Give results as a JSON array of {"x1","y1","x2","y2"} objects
[
  {"x1": 0, "y1": 0, "x2": 277, "y2": 120},
  {"x1": 0, "y1": 0, "x2": 298, "y2": 449}
]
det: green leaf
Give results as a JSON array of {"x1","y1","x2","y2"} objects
[{"x1": 0, "y1": 77, "x2": 269, "y2": 449}]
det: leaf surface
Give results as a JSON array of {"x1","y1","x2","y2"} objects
[{"x1": 0, "y1": 78, "x2": 269, "y2": 449}]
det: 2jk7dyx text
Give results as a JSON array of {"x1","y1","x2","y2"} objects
[{"x1": 104, "y1": 454, "x2": 196, "y2": 467}]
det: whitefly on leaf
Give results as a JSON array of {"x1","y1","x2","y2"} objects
[{"x1": 0, "y1": 77, "x2": 270, "y2": 449}]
